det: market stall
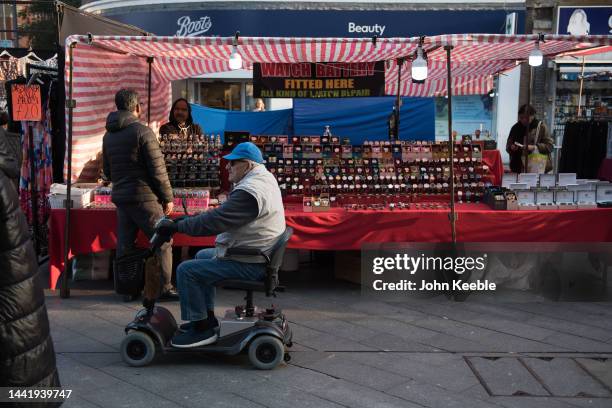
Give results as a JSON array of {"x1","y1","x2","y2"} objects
[{"x1": 49, "y1": 34, "x2": 612, "y2": 292}]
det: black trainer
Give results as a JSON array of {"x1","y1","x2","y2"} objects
[
  {"x1": 179, "y1": 317, "x2": 219, "y2": 333},
  {"x1": 178, "y1": 322, "x2": 193, "y2": 332},
  {"x1": 171, "y1": 327, "x2": 218, "y2": 348}
]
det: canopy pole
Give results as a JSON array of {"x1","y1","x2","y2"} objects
[
  {"x1": 393, "y1": 57, "x2": 404, "y2": 141},
  {"x1": 61, "y1": 41, "x2": 77, "y2": 299},
  {"x1": 577, "y1": 56, "x2": 585, "y2": 117},
  {"x1": 27, "y1": 123, "x2": 40, "y2": 255},
  {"x1": 522, "y1": 65, "x2": 534, "y2": 174},
  {"x1": 445, "y1": 44, "x2": 456, "y2": 244},
  {"x1": 147, "y1": 56, "x2": 154, "y2": 126}
]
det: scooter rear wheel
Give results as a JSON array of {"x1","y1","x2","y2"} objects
[
  {"x1": 120, "y1": 331, "x2": 156, "y2": 367},
  {"x1": 248, "y1": 335, "x2": 285, "y2": 370}
]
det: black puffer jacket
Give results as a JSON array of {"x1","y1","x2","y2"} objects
[
  {"x1": 0, "y1": 133, "x2": 61, "y2": 400},
  {"x1": 102, "y1": 111, "x2": 173, "y2": 204}
]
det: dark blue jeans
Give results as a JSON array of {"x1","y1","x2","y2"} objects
[{"x1": 176, "y1": 248, "x2": 266, "y2": 321}]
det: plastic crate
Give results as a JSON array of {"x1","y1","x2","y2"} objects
[
  {"x1": 48, "y1": 192, "x2": 91, "y2": 209},
  {"x1": 48, "y1": 184, "x2": 93, "y2": 209}
]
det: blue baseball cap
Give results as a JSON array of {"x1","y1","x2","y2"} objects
[{"x1": 223, "y1": 142, "x2": 264, "y2": 164}]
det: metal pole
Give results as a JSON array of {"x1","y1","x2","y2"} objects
[
  {"x1": 445, "y1": 45, "x2": 456, "y2": 244},
  {"x1": 577, "y1": 56, "x2": 585, "y2": 117},
  {"x1": 523, "y1": 64, "x2": 533, "y2": 173},
  {"x1": 394, "y1": 57, "x2": 404, "y2": 141},
  {"x1": 147, "y1": 56, "x2": 153, "y2": 126},
  {"x1": 61, "y1": 41, "x2": 76, "y2": 298},
  {"x1": 27, "y1": 123, "x2": 40, "y2": 255},
  {"x1": 11, "y1": 0, "x2": 17, "y2": 47}
]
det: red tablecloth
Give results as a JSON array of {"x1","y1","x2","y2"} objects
[
  {"x1": 598, "y1": 158, "x2": 612, "y2": 182},
  {"x1": 48, "y1": 204, "x2": 612, "y2": 290},
  {"x1": 483, "y1": 149, "x2": 503, "y2": 186}
]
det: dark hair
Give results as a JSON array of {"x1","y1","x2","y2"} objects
[
  {"x1": 0, "y1": 111, "x2": 8, "y2": 126},
  {"x1": 518, "y1": 104, "x2": 536, "y2": 116},
  {"x1": 169, "y1": 98, "x2": 194, "y2": 127},
  {"x1": 115, "y1": 89, "x2": 139, "y2": 112}
]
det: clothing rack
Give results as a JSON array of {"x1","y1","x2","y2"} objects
[{"x1": 557, "y1": 118, "x2": 610, "y2": 179}]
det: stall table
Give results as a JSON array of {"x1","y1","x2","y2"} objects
[{"x1": 48, "y1": 205, "x2": 612, "y2": 289}]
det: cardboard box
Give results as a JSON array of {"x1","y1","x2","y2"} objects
[{"x1": 576, "y1": 190, "x2": 597, "y2": 209}]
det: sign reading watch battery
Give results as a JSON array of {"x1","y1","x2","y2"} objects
[{"x1": 253, "y1": 62, "x2": 385, "y2": 98}]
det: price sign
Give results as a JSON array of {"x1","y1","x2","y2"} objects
[{"x1": 11, "y1": 84, "x2": 42, "y2": 121}]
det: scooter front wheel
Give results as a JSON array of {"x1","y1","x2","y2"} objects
[
  {"x1": 248, "y1": 335, "x2": 285, "y2": 370},
  {"x1": 120, "y1": 331, "x2": 157, "y2": 367}
]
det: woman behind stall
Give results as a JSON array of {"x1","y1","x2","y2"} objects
[
  {"x1": 506, "y1": 104, "x2": 554, "y2": 174},
  {"x1": 160, "y1": 98, "x2": 203, "y2": 137},
  {"x1": 160, "y1": 99, "x2": 205, "y2": 280}
]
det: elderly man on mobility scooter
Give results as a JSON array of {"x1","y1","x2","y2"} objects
[{"x1": 156, "y1": 142, "x2": 286, "y2": 348}]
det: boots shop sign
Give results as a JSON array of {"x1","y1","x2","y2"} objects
[
  {"x1": 175, "y1": 16, "x2": 212, "y2": 37},
  {"x1": 111, "y1": 9, "x2": 524, "y2": 38}
]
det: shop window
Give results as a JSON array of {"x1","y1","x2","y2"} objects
[{"x1": 198, "y1": 82, "x2": 241, "y2": 111}]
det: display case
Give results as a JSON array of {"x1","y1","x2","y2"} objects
[
  {"x1": 159, "y1": 133, "x2": 221, "y2": 189},
  {"x1": 262, "y1": 138, "x2": 493, "y2": 205}
]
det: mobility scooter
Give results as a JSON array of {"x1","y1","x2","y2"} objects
[{"x1": 118, "y1": 218, "x2": 293, "y2": 369}]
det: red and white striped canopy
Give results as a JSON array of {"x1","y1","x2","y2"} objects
[{"x1": 65, "y1": 34, "x2": 611, "y2": 180}]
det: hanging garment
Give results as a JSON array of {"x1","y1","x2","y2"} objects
[
  {"x1": 559, "y1": 120, "x2": 609, "y2": 179},
  {"x1": 19, "y1": 86, "x2": 53, "y2": 226},
  {"x1": 0, "y1": 56, "x2": 19, "y2": 109}
]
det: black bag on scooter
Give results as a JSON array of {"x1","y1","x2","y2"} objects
[{"x1": 113, "y1": 248, "x2": 149, "y2": 297}]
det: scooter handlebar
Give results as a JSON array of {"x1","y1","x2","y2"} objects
[{"x1": 150, "y1": 217, "x2": 176, "y2": 251}]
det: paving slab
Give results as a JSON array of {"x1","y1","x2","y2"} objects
[
  {"x1": 387, "y1": 380, "x2": 502, "y2": 408},
  {"x1": 55, "y1": 354, "x2": 124, "y2": 394},
  {"x1": 466, "y1": 357, "x2": 550, "y2": 397},
  {"x1": 575, "y1": 358, "x2": 612, "y2": 390},
  {"x1": 562, "y1": 397, "x2": 612, "y2": 408},
  {"x1": 61, "y1": 396, "x2": 105, "y2": 408},
  {"x1": 344, "y1": 352, "x2": 479, "y2": 392},
  {"x1": 296, "y1": 332, "x2": 379, "y2": 352},
  {"x1": 540, "y1": 333, "x2": 612, "y2": 353},
  {"x1": 358, "y1": 332, "x2": 437, "y2": 352},
  {"x1": 491, "y1": 396, "x2": 586, "y2": 408},
  {"x1": 297, "y1": 354, "x2": 407, "y2": 391},
  {"x1": 522, "y1": 358, "x2": 611, "y2": 398}
]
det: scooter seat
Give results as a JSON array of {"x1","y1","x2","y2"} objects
[{"x1": 215, "y1": 279, "x2": 265, "y2": 292}]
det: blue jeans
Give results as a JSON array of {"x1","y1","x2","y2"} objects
[{"x1": 176, "y1": 248, "x2": 266, "y2": 321}]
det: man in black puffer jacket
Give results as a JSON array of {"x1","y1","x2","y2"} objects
[
  {"x1": 102, "y1": 89, "x2": 177, "y2": 299},
  {"x1": 0, "y1": 128, "x2": 61, "y2": 405}
]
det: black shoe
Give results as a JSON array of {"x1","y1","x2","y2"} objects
[
  {"x1": 159, "y1": 287, "x2": 179, "y2": 301},
  {"x1": 171, "y1": 327, "x2": 218, "y2": 348},
  {"x1": 179, "y1": 317, "x2": 219, "y2": 333},
  {"x1": 179, "y1": 321, "x2": 193, "y2": 332}
]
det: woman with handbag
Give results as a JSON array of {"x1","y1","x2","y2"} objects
[{"x1": 506, "y1": 104, "x2": 554, "y2": 173}]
